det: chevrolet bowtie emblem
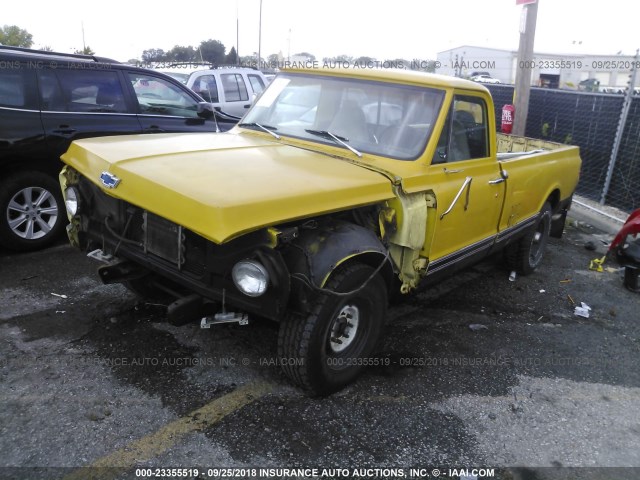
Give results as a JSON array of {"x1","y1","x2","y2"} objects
[{"x1": 100, "y1": 171, "x2": 121, "y2": 189}]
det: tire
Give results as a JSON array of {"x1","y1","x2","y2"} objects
[
  {"x1": 506, "y1": 202, "x2": 552, "y2": 275},
  {"x1": 278, "y1": 263, "x2": 387, "y2": 396},
  {"x1": 0, "y1": 172, "x2": 66, "y2": 252}
]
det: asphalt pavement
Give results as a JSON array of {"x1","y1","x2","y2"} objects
[{"x1": 1, "y1": 208, "x2": 639, "y2": 480}]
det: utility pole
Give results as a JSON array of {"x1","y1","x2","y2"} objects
[
  {"x1": 236, "y1": 1, "x2": 240, "y2": 65},
  {"x1": 513, "y1": 0, "x2": 539, "y2": 136},
  {"x1": 258, "y1": 0, "x2": 263, "y2": 69},
  {"x1": 81, "y1": 21, "x2": 86, "y2": 52}
]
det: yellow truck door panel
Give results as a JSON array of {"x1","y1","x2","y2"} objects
[
  {"x1": 420, "y1": 93, "x2": 505, "y2": 266},
  {"x1": 424, "y1": 160, "x2": 504, "y2": 262}
]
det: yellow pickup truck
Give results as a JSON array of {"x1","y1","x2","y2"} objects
[{"x1": 60, "y1": 68, "x2": 581, "y2": 395}]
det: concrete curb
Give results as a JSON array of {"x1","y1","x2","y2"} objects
[{"x1": 567, "y1": 201, "x2": 625, "y2": 236}]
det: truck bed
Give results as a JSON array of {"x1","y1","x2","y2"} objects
[{"x1": 496, "y1": 133, "x2": 574, "y2": 160}]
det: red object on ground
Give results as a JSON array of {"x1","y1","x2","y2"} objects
[
  {"x1": 501, "y1": 104, "x2": 515, "y2": 134},
  {"x1": 609, "y1": 209, "x2": 640, "y2": 252}
]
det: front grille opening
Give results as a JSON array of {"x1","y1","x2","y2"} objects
[{"x1": 144, "y1": 211, "x2": 183, "y2": 267}]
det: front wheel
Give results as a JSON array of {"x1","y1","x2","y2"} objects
[
  {"x1": 0, "y1": 172, "x2": 66, "y2": 252},
  {"x1": 278, "y1": 263, "x2": 387, "y2": 396},
  {"x1": 506, "y1": 202, "x2": 552, "y2": 275}
]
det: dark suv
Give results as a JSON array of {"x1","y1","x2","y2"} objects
[{"x1": 0, "y1": 46, "x2": 236, "y2": 251}]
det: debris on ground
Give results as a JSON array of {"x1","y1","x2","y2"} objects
[
  {"x1": 574, "y1": 302, "x2": 592, "y2": 318},
  {"x1": 469, "y1": 324, "x2": 489, "y2": 331},
  {"x1": 509, "y1": 271, "x2": 517, "y2": 282},
  {"x1": 50, "y1": 292, "x2": 68, "y2": 299},
  {"x1": 589, "y1": 256, "x2": 606, "y2": 272}
]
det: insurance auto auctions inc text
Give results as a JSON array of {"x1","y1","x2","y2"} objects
[
  {"x1": 241, "y1": 60, "x2": 440, "y2": 70},
  {"x1": 222, "y1": 467, "x2": 496, "y2": 478}
]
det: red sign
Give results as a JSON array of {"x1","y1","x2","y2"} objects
[{"x1": 516, "y1": 0, "x2": 536, "y2": 4}]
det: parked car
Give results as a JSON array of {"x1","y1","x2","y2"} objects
[
  {"x1": 470, "y1": 74, "x2": 501, "y2": 84},
  {"x1": 150, "y1": 64, "x2": 268, "y2": 117},
  {"x1": 60, "y1": 68, "x2": 581, "y2": 395},
  {"x1": 0, "y1": 46, "x2": 233, "y2": 252}
]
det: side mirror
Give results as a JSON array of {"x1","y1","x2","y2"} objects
[{"x1": 197, "y1": 102, "x2": 214, "y2": 119}]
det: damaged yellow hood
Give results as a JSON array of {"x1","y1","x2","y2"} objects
[{"x1": 61, "y1": 132, "x2": 394, "y2": 244}]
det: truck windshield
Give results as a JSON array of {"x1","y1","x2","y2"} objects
[{"x1": 242, "y1": 73, "x2": 445, "y2": 160}]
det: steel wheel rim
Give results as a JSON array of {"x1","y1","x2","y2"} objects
[
  {"x1": 6, "y1": 186, "x2": 58, "y2": 240},
  {"x1": 529, "y1": 219, "x2": 548, "y2": 264},
  {"x1": 329, "y1": 304, "x2": 360, "y2": 353}
]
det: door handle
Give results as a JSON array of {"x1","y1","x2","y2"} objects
[
  {"x1": 144, "y1": 126, "x2": 166, "y2": 133},
  {"x1": 52, "y1": 126, "x2": 77, "y2": 136},
  {"x1": 440, "y1": 176, "x2": 473, "y2": 220},
  {"x1": 244, "y1": 104, "x2": 251, "y2": 109},
  {"x1": 444, "y1": 167, "x2": 464, "y2": 174},
  {"x1": 489, "y1": 169, "x2": 509, "y2": 184}
]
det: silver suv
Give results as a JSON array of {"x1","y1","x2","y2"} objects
[{"x1": 153, "y1": 65, "x2": 268, "y2": 117}]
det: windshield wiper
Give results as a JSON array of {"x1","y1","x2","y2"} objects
[
  {"x1": 238, "y1": 122, "x2": 280, "y2": 139},
  {"x1": 304, "y1": 129, "x2": 362, "y2": 158}
]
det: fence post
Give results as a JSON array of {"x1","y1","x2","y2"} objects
[{"x1": 601, "y1": 49, "x2": 639, "y2": 205}]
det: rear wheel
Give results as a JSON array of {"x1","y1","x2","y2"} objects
[
  {"x1": 506, "y1": 202, "x2": 552, "y2": 275},
  {"x1": 0, "y1": 172, "x2": 66, "y2": 251},
  {"x1": 278, "y1": 263, "x2": 387, "y2": 396}
]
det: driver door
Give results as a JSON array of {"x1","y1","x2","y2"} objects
[{"x1": 423, "y1": 93, "x2": 506, "y2": 274}]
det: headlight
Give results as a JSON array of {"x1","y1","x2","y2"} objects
[
  {"x1": 232, "y1": 260, "x2": 270, "y2": 297},
  {"x1": 65, "y1": 187, "x2": 80, "y2": 215}
]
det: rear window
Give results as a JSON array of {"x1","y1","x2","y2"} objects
[{"x1": 0, "y1": 68, "x2": 37, "y2": 109}]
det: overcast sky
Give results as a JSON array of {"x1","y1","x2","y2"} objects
[{"x1": 3, "y1": 0, "x2": 639, "y2": 62}]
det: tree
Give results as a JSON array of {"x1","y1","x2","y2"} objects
[
  {"x1": 225, "y1": 46, "x2": 238, "y2": 65},
  {"x1": 239, "y1": 55, "x2": 258, "y2": 67},
  {"x1": 410, "y1": 59, "x2": 437, "y2": 73},
  {"x1": 293, "y1": 52, "x2": 315, "y2": 62},
  {"x1": 0, "y1": 25, "x2": 33, "y2": 48},
  {"x1": 384, "y1": 58, "x2": 410, "y2": 69},
  {"x1": 198, "y1": 39, "x2": 226, "y2": 65},
  {"x1": 142, "y1": 48, "x2": 166, "y2": 62},
  {"x1": 167, "y1": 45, "x2": 195, "y2": 62},
  {"x1": 40, "y1": 46, "x2": 54, "y2": 52},
  {"x1": 322, "y1": 54, "x2": 353, "y2": 65},
  {"x1": 74, "y1": 46, "x2": 95, "y2": 55},
  {"x1": 267, "y1": 53, "x2": 280, "y2": 66},
  {"x1": 354, "y1": 56, "x2": 375, "y2": 66}
]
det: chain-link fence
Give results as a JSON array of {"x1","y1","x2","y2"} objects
[{"x1": 485, "y1": 84, "x2": 639, "y2": 214}]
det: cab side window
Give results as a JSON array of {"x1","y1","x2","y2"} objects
[
  {"x1": 54, "y1": 70, "x2": 128, "y2": 113},
  {"x1": 129, "y1": 73, "x2": 199, "y2": 117},
  {"x1": 433, "y1": 95, "x2": 488, "y2": 164},
  {"x1": 192, "y1": 75, "x2": 219, "y2": 103},
  {"x1": 221, "y1": 73, "x2": 249, "y2": 102},
  {"x1": 38, "y1": 70, "x2": 65, "y2": 111}
]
